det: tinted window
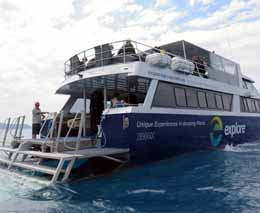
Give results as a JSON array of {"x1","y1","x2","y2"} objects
[
  {"x1": 242, "y1": 80, "x2": 248, "y2": 89},
  {"x1": 206, "y1": 92, "x2": 216, "y2": 109},
  {"x1": 198, "y1": 91, "x2": 207, "y2": 108},
  {"x1": 186, "y1": 88, "x2": 198, "y2": 108},
  {"x1": 243, "y1": 98, "x2": 249, "y2": 112},
  {"x1": 153, "y1": 82, "x2": 176, "y2": 107},
  {"x1": 175, "y1": 87, "x2": 187, "y2": 107},
  {"x1": 70, "y1": 98, "x2": 90, "y2": 113},
  {"x1": 247, "y1": 98, "x2": 253, "y2": 112},
  {"x1": 215, "y1": 94, "x2": 223, "y2": 110},
  {"x1": 255, "y1": 100, "x2": 260, "y2": 112},
  {"x1": 240, "y1": 97, "x2": 245, "y2": 112},
  {"x1": 222, "y1": 94, "x2": 232, "y2": 111},
  {"x1": 251, "y1": 99, "x2": 256, "y2": 112}
]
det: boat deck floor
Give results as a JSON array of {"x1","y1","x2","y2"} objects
[
  {"x1": 0, "y1": 146, "x2": 129, "y2": 160},
  {"x1": 18, "y1": 137, "x2": 95, "y2": 144}
]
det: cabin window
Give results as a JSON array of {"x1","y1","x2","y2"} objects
[
  {"x1": 242, "y1": 80, "x2": 248, "y2": 89},
  {"x1": 222, "y1": 94, "x2": 232, "y2": 111},
  {"x1": 240, "y1": 97, "x2": 245, "y2": 112},
  {"x1": 256, "y1": 100, "x2": 260, "y2": 112},
  {"x1": 240, "y1": 97, "x2": 260, "y2": 113},
  {"x1": 251, "y1": 99, "x2": 257, "y2": 112},
  {"x1": 153, "y1": 82, "x2": 176, "y2": 107},
  {"x1": 175, "y1": 87, "x2": 187, "y2": 107},
  {"x1": 215, "y1": 94, "x2": 223, "y2": 110},
  {"x1": 247, "y1": 98, "x2": 254, "y2": 112},
  {"x1": 153, "y1": 81, "x2": 233, "y2": 111},
  {"x1": 206, "y1": 92, "x2": 216, "y2": 109},
  {"x1": 70, "y1": 98, "x2": 90, "y2": 113},
  {"x1": 243, "y1": 98, "x2": 249, "y2": 112},
  {"x1": 198, "y1": 92, "x2": 207, "y2": 108},
  {"x1": 186, "y1": 88, "x2": 198, "y2": 108}
]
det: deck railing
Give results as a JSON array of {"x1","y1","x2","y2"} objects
[
  {"x1": 64, "y1": 40, "x2": 173, "y2": 77},
  {"x1": 0, "y1": 116, "x2": 25, "y2": 147},
  {"x1": 64, "y1": 39, "x2": 208, "y2": 79}
]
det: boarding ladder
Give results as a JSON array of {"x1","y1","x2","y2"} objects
[{"x1": 0, "y1": 113, "x2": 129, "y2": 183}]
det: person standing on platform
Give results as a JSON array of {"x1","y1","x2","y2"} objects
[{"x1": 32, "y1": 102, "x2": 46, "y2": 139}]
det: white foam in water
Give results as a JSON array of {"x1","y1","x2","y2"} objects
[
  {"x1": 224, "y1": 144, "x2": 243, "y2": 152},
  {"x1": 127, "y1": 189, "x2": 166, "y2": 194},
  {"x1": 224, "y1": 143, "x2": 260, "y2": 153},
  {"x1": 197, "y1": 186, "x2": 228, "y2": 193},
  {"x1": 0, "y1": 166, "x2": 50, "y2": 190}
]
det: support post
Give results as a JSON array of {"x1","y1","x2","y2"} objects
[
  {"x1": 104, "y1": 77, "x2": 107, "y2": 109},
  {"x1": 51, "y1": 158, "x2": 65, "y2": 183},
  {"x1": 61, "y1": 157, "x2": 76, "y2": 182},
  {"x1": 18, "y1": 116, "x2": 25, "y2": 140},
  {"x1": 2, "y1": 118, "x2": 10, "y2": 147},
  {"x1": 123, "y1": 41, "x2": 126, "y2": 63},
  {"x1": 182, "y1": 40, "x2": 187, "y2": 60},
  {"x1": 13, "y1": 117, "x2": 20, "y2": 140},
  {"x1": 49, "y1": 113, "x2": 57, "y2": 139},
  {"x1": 55, "y1": 111, "x2": 64, "y2": 152},
  {"x1": 83, "y1": 88, "x2": 86, "y2": 137},
  {"x1": 76, "y1": 112, "x2": 84, "y2": 152}
]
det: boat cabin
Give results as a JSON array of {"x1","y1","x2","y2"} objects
[{"x1": 52, "y1": 40, "x2": 259, "y2": 140}]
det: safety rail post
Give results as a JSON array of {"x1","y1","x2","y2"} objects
[
  {"x1": 134, "y1": 41, "x2": 142, "y2": 62},
  {"x1": 2, "y1": 118, "x2": 11, "y2": 147},
  {"x1": 39, "y1": 113, "x2": 51, "y2": 137},
  {"x1": 17, "y1": 116, "x2": 25, "y2": 140},
  {"x1": 101, "y1": 45, "x2": 103, "y2": 67},
  {"x1": 83, "y1": 51, "x2": 86, "y2": 70},
  {"x1": 62, "y1": 112, "x2": 81, "y2": 151},
  {"x1": 55, "y1": 111, "x2": 64, "y2": 152},
  {"x1": 41, "y1": 112, "x2": 57, "y2": 152},
  {"x1": 49, "y1": 112, "x2": 58, "y2": 139},
  {"x1": 182, "y1": 40, "x2": 187, "y2": 60},
  {"x1": 75, "y1": 111, "x2": 84, "y2": 152},
  {"x1": 13, "y1": 116, "x2": 21, "y2": 140},
  {"x1": 123, "y1": 41, "x2": 126, "y2": 64}
]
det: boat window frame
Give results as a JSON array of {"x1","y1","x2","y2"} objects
[{"x1": 152, "y1": 80, "x2": 233, "y2": 111}]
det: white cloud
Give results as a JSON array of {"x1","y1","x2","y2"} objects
[
  {"x1": 0, "y1": 0, "x2": 259, "y2": 125},
  {"x1": 187, "y1": 0, "x2": 260, "y2": 29},
  {"x1": 189, "y1": 0, "x2": 213, "y2": 6},
  {"x1": 155, "y1": 0, "x2": 169, "y2": 8}
]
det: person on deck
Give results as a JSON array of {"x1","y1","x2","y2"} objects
[
  {"x1": 32, "y1": 102, "x2": 46, "y2": 139},
  {"x1": 117, "y1": 40, "x2": 136, "y2": 55},
  {"x1": 111, "y1": 93, "x2": 125, "y2": 107}
]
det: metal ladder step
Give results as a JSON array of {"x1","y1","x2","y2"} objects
[
  {"x1": 12, "y1": 161, "x2": 57, "y2": 175},
  {"x1": 0, "y1": 157, "x2": 11, "y2": 165},
  {"x1": 0, "y1": 147, "x2": 18, "y2": 153},
  {"x1": 17, "y1": 150, "x2": 74, "y2": 160}
]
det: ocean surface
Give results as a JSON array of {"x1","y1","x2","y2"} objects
[{"x1": 1, "y1": 130, "x2": 260, "y2": 212}]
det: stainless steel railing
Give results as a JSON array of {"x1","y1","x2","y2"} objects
[{"x1": 64, "y1": 39, "x2": 209, "y2": 79}]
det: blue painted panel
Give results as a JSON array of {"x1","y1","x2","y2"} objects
[{"x1": 101, "y1": 113, "x2": 260, "y2": 163}]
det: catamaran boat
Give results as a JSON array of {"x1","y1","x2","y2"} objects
[{"x1": 0, "y1": 40, "x2": 259, "y2": 183}]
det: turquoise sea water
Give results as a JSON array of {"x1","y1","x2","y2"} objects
[{"x1": 1, "y1": 130, "x2": 260, "y2": 212}]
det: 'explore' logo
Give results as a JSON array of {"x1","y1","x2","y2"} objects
[
  {"x1": 210, "y1": 116, "x2": 223, "y2": 147},
  {"x1": 210, "y1": 116, "x2": 247, "y2": 147}
]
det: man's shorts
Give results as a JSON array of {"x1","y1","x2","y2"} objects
[{"x1": 32, "y1": 123, "x2": 41, "y2": 135}]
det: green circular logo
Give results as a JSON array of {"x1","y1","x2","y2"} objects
[{"x1": 210, "y1": 116, "x2": 223, "y2": 147}]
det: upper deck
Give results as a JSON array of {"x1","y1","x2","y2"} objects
[
  {"x1": 64, "y1": 40, "x2": 239, "y2": 79},
  {"x1": 64, "y1": 40, "x2": 175, "y2": 78},
  {"x1": 60, "y1": 40, "x2": 258, "y2": 98}
]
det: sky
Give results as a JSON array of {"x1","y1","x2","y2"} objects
[{"x1": 0, "y1": 0, "x2": 260, "y2": 123}]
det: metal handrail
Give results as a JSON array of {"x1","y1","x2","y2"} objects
[
  {"x1": 62, "y1": 111, "x2": 82, "y2": 151},
  {"x1": 0, "y1": 116, "x2": 25, "y2": 147},
  {"x1": 64, "y1": 39, "x2": 209, "y2": 79},
  {"x1": 64, "y1": 40, "x2": 173, "y2": 74}
]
